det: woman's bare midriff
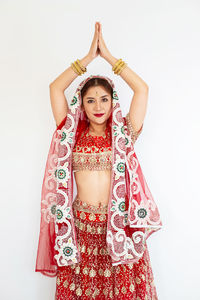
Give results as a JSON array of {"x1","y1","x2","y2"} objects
[{"x1": 73, "y1": 170, "x2": 111, "y2": 207}]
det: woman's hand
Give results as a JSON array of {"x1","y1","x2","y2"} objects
[
  {"x1": 97, "y1": 22, "x2": 112, "y2": 60},
  {"x1": 88, "y1": 22, "x2": 100, "y2": 60}
]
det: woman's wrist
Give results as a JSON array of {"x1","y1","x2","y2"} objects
[
  {"x1": 79, "y1": 54, "x2": 94, "y2": 68},
  {"x1": 104, "y1": 54, "x2": 118, "y2": 67}
]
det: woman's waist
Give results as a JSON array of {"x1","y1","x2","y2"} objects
[
  {"x1": 72, "y1": 195, "x2": 108, "y2": 220},
  {"x1": 74, "y1": 171, "x2": 111, "y2": 198}
]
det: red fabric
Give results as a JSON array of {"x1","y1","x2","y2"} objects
[
  {"x1": 55, "y1": 196, "x2": 158, "y2": 299},
  {"x1": 35, "y1": 75, "x2": 162, "y2": 279},
  {"x1": 72, "y1": 123, "x2": 112, "y2": 153}
]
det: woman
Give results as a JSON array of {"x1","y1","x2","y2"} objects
[{"x1": 35, "y1": 22, "x2": 162, "y2": 299}]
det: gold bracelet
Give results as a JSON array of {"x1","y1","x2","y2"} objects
[
  {"x1": 112, "y1": 59, "x2": 123, "y2": 73},
  {"x1": 113, "y1": 60, "x2": 126, "y2": 74},
  {"x1": 71, "y1": 59, "x2": 87, "y2": 75},
  {"x1": 71, "y1": 62, "x2": 80, "y2": 75},
  {"x1": 114, "y1": 61, "x2": 125, "y2": 74},
  {"x1": 74, "y1": 60, "x2": 84, "y2": 75},
  {"x1": 112, "y1": 58, "x2": 127, "y2": 75},
  {"x1": 77, "y1": 59, "x2": 86, "y2": 73},
  {"x1": 116, "y1": 61, "x2": 127, "y2": 75}
]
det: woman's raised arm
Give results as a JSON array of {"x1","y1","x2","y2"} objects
[
  {"x1": 49, "y1": 22, "x2": 100, "y2": 127},
  {"x1": 49, "y1": 55, "x2": 93, "y2": 127},
  {"x1": 97, "y1": 22, "x2": 148, "y2": 134}
]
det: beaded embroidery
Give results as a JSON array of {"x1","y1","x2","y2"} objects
[
  {"x1": 125, "y1": 112, "x2": 143, "y2": 144},
  {"x1": 72, "y1": 124, "x2": 112, "y2": 172}
]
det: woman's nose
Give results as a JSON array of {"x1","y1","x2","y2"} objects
[{"x1": 95, "y1": 101, "x2": 101, "y2": 110}]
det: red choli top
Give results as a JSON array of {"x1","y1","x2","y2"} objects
[
  {"x1": 57, "y1": 113, "x2": 143, "y2": 173},
  {"x1": 72, "y1": 122, "x2": 112, "y2": 172}
]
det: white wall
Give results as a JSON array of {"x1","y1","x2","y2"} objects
[{"x1": 1, "y1": 0, "x2": 200, "y2": 299}]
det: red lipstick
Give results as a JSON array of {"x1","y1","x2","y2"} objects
[{"x1": 94, "y1": 113, "x2": 105, "y2": 117}]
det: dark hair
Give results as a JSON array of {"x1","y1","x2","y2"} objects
[{"x1": 80, "y1": 77, "x2": 113, "y2": 106}]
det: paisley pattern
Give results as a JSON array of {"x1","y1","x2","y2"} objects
[{"x1": 55, "y1": 195, "x2": 158, "y2": 299}]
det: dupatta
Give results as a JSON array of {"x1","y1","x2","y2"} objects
[{"x1": 35, "y1": 74, "x2": 162, "y2": 277}]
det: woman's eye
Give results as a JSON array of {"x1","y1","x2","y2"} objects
[
  {"x1": 102, "y1": 98, "x2": 108, "y2": 102},
  {"x1": 87, "y1": 100, "x2": 94, "y2": 103}
]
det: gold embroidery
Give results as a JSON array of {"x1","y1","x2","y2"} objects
[
  {"x1": 89, "y1": 212, "x2": 96, "y2": 221},
  {"x1": 87, "y1": 224, "x2": 92, "y2": 233},
  {"x1": 103, "y1": 287, "x2": 109, "y2": 296},
  {"x1": 69, "y1": 283, "x2": 75, "y2": 291},
  {"x1": 89, "y1": 268, "x2": 96, "y2": 277},
  {"x1": 80, "y1": 244, "x2": 86, "y2": 253},
  {"x1": 121, "y1": 286, "x2": 127, "y2": 294},
  {"x1": 72, "y1": 151, "x2": 112, "y2": 172},
  {"x1": 114, "y1": 287, "x2": 119, "y2": 295},
  {"x1": 85, "y1": 288, "x2": 91, "y2": 296},
  {"x1": 75, "y1": 266, "x2": 80, "y2": 274},
  {"x1": 83, "y1": 267, "x2": 89, "y2": 275},
  {"x1": 109, "y1": 289, "x2": 114, "y2": 298},
  {"x1": 91, "y1": 226, "x2": 96, "y2": 234},
  {"x1": 104, "y1": 268, "x2": 111, "y2": 277},
  {"x1": 125, "y1": 112, "x2": 143, "y2": 144},
  {"x1": 56, "y1": 278, "x2": 60, "y2": 285},
  {"x1": 63, "y1": 280, "x2": 69, "y2": 288},
  {"x1": 93, "y1": 246, "x2": 98, "y2": 255},
  {"x1": 73, "y1": 196, "x2": 108, "y2": 214},
  {"x1": 129, "y1": 283, "x2": 135, "y2": 292},
  {"x1": 99, "y1": 214, "x2": 107, "y2": 221},
  {"x1": 141, "y1": 274, "x2": 145, "y2": 280},
  {"x1": 87, "y1": 247, "x2": 92, "y2": 255},
  {"x1": 128, "y1": 262, "x2": 134, "y2": 269},
  {"x1": 76, "y1": 287, "x2": 82, "y2": 296},
  {"x1": 80, "y1": 211, "x2": 86, "y2": 220},
  {"x1": 70, "y1": 264, "x2": 75, "y2": 269},
  {"x1": 75, "y1": 218, "x2": 107, "y2": 235},
  {"x1": 93, "y1": 288, "x2": 100, "y2": 297},
  {"x1": 135, "y1": 276, "x2": 141, "y2": 284},
  {"x1": 80, "y1": 222, "x2": 85, "y2": 231},
  {"x1": 98, "y1": 268, "x2": 104, "y2": 276}
]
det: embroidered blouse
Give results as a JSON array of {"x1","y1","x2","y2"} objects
[
  {"x1": 72, "y1": 125, "x2": 112, "y2": 172},
  {"x1": 71, "y1": 112, "x2": 143, "y2": 172}
]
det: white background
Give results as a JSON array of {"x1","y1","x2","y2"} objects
[{"x1": 1, "y1": 0, "x2": 200, "y2": 299}]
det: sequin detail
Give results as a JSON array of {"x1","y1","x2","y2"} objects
[
  {"x1": 55, "y1": 196, "x2": 158, "y2": 299},
  {"x1": 72, "y1": 125, "x2": 112, "y2": 172},
  {"x1": 125, "y1": 112, "x2": 143, "y2": 144}
]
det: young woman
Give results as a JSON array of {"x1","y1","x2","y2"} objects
[{"x1": 35, "y1": 22, "x2": 162, "y2": 299}]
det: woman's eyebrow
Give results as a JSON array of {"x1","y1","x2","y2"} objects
[{"x1": 86, "y1": 95, "x2": 109, "y2": 99}]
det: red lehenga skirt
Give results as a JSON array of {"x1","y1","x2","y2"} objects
[{"x1": 55, "y1": 196, "x2": 158, "y2": 300}]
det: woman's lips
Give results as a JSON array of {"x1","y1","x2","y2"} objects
[{"x1": 94, "y1": 113, "x2": 105, "y2": 117}]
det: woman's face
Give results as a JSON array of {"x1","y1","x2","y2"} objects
[{"x1": 82, "y1": 85, "x2": 112, "y2": 124}]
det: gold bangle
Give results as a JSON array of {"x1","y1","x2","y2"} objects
[
  {"x1": 114, "y1": 61, "x2": 125, "y2": 74},
  {"x1": 71, "y1": 62, "x2": 80, "y2": 75},
  {"x1": 71, "y1": 59, "x2": 87, "y2": 76},
  {"x1": 74, "y1": 60, "x2": 84, "y2": 75},
  {"x1": 116, "y1": 61, "x2": 127, "y2": 75},
  {"x1": 118, "y1": 62, "x2": 127, "y2": 75},
  {"x1": 112, "y1": 58, "x2": 127, "y2": 75},
  {"x1": 77, "y1": 59, "x2": 87, "y2": 73},
  {"x1": 112, "y1": 59, "x2": 122, "y2": 72}
]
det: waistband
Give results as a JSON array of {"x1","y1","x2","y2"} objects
[
  {"x1": 72, "y1": 195, "x2": 108, "y2": 234},
  {"x1": 72, "y1": 195, "x2": 108, "y2": 214}
]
